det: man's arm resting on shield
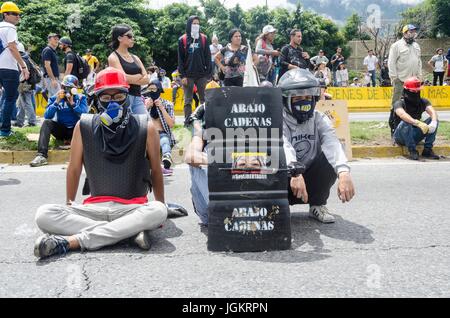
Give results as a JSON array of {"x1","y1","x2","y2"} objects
[
  {"x1": 185, "y1": 134, "x2": 207, "y2": 167},
  {"x1": 66, "y1": 122, "x2": 83, "y2": 205}
]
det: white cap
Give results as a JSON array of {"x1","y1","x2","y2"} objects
[
  {"x1": 262, "y1": 25, "x2": 277, "y2": 34},
  {"x1": 17, "y1": 42, "x2": 25, "y2": 53}
]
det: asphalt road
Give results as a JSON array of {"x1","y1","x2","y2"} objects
[{"x1": 1, "y1": 159, "x2": 450, "y2": 298}]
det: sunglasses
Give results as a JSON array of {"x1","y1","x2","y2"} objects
[
  {"x1": 7, "y1": 12, "x2": 20, "y2": 17},
  {"x1": 122, "y1": 33, "x2": 134, "y2": 39},
  {"x1": 99, "y1": 92, "x2": 128, "y2": 103}
]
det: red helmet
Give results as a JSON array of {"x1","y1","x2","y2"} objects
[
  {"x1": 94, "y1": 67, "x2": 130, "y2": 95},
  {"x1": 403, "y1": 77, "x2": 422, "y2": 92}
]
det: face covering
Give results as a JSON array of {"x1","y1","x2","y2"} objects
[
  {"x1": 404, "y1": 90, "x2": 421, "y2": 104},
  {"x1": 291, "y1": 98, "x2": 315, "y2": 124},
  {"x1": 404, "y1": 33, "x2": 416, "y2": 44},
  {"x1": 149, "y1": 91, "x2": 160, "y2": 101},
  {"x1": 94, "y1": 97, "x2": 139, "y2": 161},
  {"x1": 191, "y1": 24, "x2": 200, "y2": 40}
]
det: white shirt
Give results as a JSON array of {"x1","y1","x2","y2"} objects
[
  {"x1": 161, "y1": 76, "x2": 171, "y2": 89},
  {"x1": 210, "y1": 43, "x2": 222, "y2": 62},
  {"x1": 0, "y1": 21, "x2": 19, "y2": 71},
  {"x1": 363, "y1": 55, "x2": 378, "y2": 71},
  {"x1": 431, "y1": 54, "x2": 447, "y2": 72}
]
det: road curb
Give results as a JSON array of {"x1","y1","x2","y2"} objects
[
  {"x1": 1, "y1": 146, "x2": 450, "y2": 165},
  {"x1": 1, "y1": 150, "x2": 70, "y2": 165}
]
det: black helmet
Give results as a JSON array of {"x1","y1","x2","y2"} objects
[
  {"x1": 59, "y1": 37, "x2": 72, "y2": 47},
  {"x1": 278, "y1": 68, "x2": 321, "y2": 123}
]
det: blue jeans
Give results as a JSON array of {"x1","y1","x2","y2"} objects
[
  {"x1": 43, "y1": 77, "x2": 61, "y2": 98},
  {"x1": 128, "y1": 95, "x2": 147, "y2": 115},
  {"x1": 159, "y1": 132, "x2": 171, "y2": 157},
  {"x1": 16, "y1": 91, "x2": 37, "y2": 126},
  {"x1": 369, "y1": 70, "x2": 376, "y2": 87},
  {"x1": 189, "y1": 165, "x2": 209, "y2": 225},
  {"x1": 0, "y1": 69, "x2": 20, "y2": 133},
  {"x1": 394, "y1": 118, "x2": 438, "y2": 151}
]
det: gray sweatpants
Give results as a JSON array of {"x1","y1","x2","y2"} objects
[{"x1": 35, "y1": 201, "x2": 167, "y2": 251}]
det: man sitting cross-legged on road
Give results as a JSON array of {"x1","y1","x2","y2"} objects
[{"x1": 34, "y1": 68, "x2": 167, "y2": 259}]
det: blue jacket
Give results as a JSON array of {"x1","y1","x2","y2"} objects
[{"x1": 44, "y1": 94, "x2": 88, "y2": 128}]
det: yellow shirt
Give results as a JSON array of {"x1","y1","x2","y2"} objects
[{"x1": 83, "y1": 55, "x2": 99, "y2": 71}]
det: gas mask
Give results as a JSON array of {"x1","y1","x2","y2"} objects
[
  {"x1": 98, "y1": 92, "x2": 129, "y2": 127},
  {"x1": 288, "y1": 97, "x2": 316, "y2": 124},
  {"x1": 100, "y1": 102, "x2": 124, "y2": 126},
  {"x1": 191, "y1": 24, "x2": 200, "y2": 40}
]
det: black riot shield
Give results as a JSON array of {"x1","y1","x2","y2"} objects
[{"x1": 205, "y1": 86, "x2": 291, "y2": 252}]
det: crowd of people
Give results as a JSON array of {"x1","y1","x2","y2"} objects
[{"x1": 0, "y1": 2, "x2": 447, "y2": 258}]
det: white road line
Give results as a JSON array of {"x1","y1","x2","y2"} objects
[{"x1": 2, "y1": 160, "x2": 450, "y2": 174}]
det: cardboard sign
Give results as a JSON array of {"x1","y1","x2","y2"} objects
[{"x1": 316, "y1": 100, "x2": 353, "y2": 160}]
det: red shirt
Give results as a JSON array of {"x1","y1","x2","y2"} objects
[{"x1": 83, "y1": 196, "x2": 148, "y2": 205}]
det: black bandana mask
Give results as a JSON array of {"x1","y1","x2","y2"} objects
[
  {"x1": 404, "y1": 36, "x2": 415, "y2": 45},
  {"x1": 290, "y1": 98, "x2": 316, "y2": 124},
  {"x1": 404, "y1": 90, "x2": 421, "y2": 105},
  {"x1": 94, "y1": 96, "x2": 139, "y2": 162}
]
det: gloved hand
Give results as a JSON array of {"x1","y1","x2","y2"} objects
[
  {"x1": 428, "y1": 120, "x2": 438, "y2": 134},
  {"x1": 415, "y1": 120, "x2": 429, "y2": 134}
]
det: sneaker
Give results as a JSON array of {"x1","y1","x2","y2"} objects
[
  {"x1": 162, "y1": 167, "x2": 173, "y2": 176},
  {"x1": 30, "y1": 155, "x2": 48, "y2": 167},
  {"x1": 133, "y1": 231, "x2": 152, "y2": 250},
  {"x1": 309, "y1": 205, "x2": 335, "y2": 223},
  {"x1": 408, "y1": 149, "x2": 419, "y2": 161},
  {"x1": 422, "y1": 148, "x2": 440, "y2": 160},
  {"x1": 13, "y1": 122, "x2": 24, "y2": 128},
  {"x1": 162, "y1": 154, "x2": 172, "y2": 169},
  {"x1": 34, "y1": 234, "x2": 70, "y2": 259},
  {"x1": 0, "y1": 130, "x2": 14, "y2": 138}
]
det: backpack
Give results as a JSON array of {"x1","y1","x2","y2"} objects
[
  {"x1": 181, "y1": 34, "x2": 207, "y2": 67},
  {"x1": 27, "y1": 57, "x2": 42, "y2": 85},
  {"x1": 182, "y1": 33, "x2": 207, "y2": 52},
  {"x1": 74, "y1": 53, "x2": 90, "y2": 80}
]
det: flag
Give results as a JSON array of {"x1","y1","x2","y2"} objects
[{"x1": 243, "y1": 39, "x2": 260, "y2": 87}]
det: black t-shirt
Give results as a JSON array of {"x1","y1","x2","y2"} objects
[
  {"x1": 41, "y1": 46, "x2": 59, "y2": 78},
  {"x1": 331, "y1": 53, "x2": 345, "y2": 72},
  {"x1": 279, "y1": 44, "x2": 313, "y2": 80},
  {"x1": 394, "y1": 97, "x2": 431, "y2": 120},
  {"x1": 64, "y1": 51, "x2": 78, "y2": 77}
]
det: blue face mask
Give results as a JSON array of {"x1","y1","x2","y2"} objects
[
  {"x1": 291, "y1": 99, "x2": 315, "y2": 123},
  {"x1": 100, "y1": 102, "x2": 123, "y2": 126}
]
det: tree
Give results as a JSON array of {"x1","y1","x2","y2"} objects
[
  {"x1": 400, "y1": 0, "x2": 450, "y2": 38},
  {"x1": 343, "y1": 13, "x2": 370, "y2": 42},
  {"x1": 10, "y1": 0, "x2": 348, "y2": 73},
  {"x1": 430, "y1": 0, "x2": 450, "y2": 37}
]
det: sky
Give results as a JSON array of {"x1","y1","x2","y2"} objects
[{"x1": 146, "y1": 0, "x2": 424, "y2": 11}]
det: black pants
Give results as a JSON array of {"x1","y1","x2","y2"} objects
[
  {"x1": 37, "y1": 119, "x2": 74, "y2": 157},
  {"x1": 288, "y1": 152, "x2": 337, "y2": 206},
  {"x1": 433, "y1": 71, "x2": 445, "y2": 86},
  {"x1": 223, "y1": 76, "x2": 244, "y2": 87}
]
